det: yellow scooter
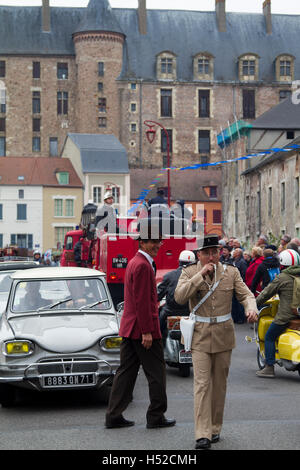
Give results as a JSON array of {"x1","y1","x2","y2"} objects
[{"x1": 246, "y1": 297, "x2": 300, "y2": 375}]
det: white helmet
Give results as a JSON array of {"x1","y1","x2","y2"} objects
[
  {"x1": 104, "y1": 191, "x2": 114, "y2": 201},
  {"x1": 279, "y1": 249, "x2": 300, "y2": 266},
  {"x1": 179, "y1": 250, "x2": 196, "y2": 265}
]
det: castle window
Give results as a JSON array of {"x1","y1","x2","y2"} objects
[
  {"x1": 32, "y1": 118, "x2": 40, "y2": 132},
  {"x1": 33, "y1": 62, "x2": 40, "y2": 79},
  {"x1": 156, "y1": 52, "x2": 177, "y2": 80},
  {"x1": 57, "y1": 63, "x2": 68, "y2": 80},
  {"x1": 198, "y1": 130, "x2": 210, "y2": 154},
  {"x1": 32, "y1": 91, "x2": 41, "y2": 114},
  {"x1": 98, "y1": 82, "x2": 103, "y2": 92},
  {"x1": 243, "y1": 89, "x2": 255, "y2": 119},
  {"x1": 98, "y1": 97, "x2": 106, "y2": 113},
  {"x1": 160, "y1": 89, "x2": 172, "y2": 117},
  {"x1": 161, "y1": 129, "x2": 172, "y2": 153},
  {"x1": 242, "y1": 60, "x2": 255, "y2": 76},
  {"x1": 0, "y1": 117, "x2": 5, "y2": 132},
  {"x1": 98, "y1": 62, "x2": 104, "y2": 77},
  {"x1": 57, "y1": 91, "x2": 68, "y2": 115},
  {"x1": 98, "y1": 117, "x2": 107, "y2": 128},
  {"x1": 49, "y1": 137, "x2": 58, "y2": 156},
  {"x1": 280, "y1": 60, "x2": 291, "y2": 76},
  {"x1": 275, "y1": 55, "x2": 295, "y2": 82},
  {"x1": 193, "y1": 53, "x2": 214, "y2": 81},
  {"x1": 0, "y1": 136, "x2": 5, "y2": 156},
  {"x1": 0, "y1": 83, "x2": 5, "y2": 113},
  {"x1": 198, "y1": 90, "x2": 210, "y2": 118},
  {"x1": 161, "y1": 57, "x2": 173, "y2": 74},
  {"x1": 238, "y1": 54, "x2": 259, "y2": 81},
  {"x1": 0, "y1": 61, "x2": 5, "y2": 78},
  {"x1": 32, "y1": 136, "x2": 41, "y2": 152}
]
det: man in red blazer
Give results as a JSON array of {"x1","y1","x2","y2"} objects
[{"x1": 105, "y1": 232, "x2": 176, "y2": 429}]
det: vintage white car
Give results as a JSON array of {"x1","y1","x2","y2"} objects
[{"x1": 0, "y1": 267, "x2": 121, "y2": 407}]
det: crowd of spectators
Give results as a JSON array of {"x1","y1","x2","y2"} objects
[{"x1": 218, "y1": 234, "x2": 300, "y2": 323}]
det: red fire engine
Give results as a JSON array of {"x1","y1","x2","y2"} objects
[{"x1": 60, "y1": 203, "x2": 199, "y2": 307}]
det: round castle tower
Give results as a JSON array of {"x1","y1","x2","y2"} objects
[{"x1": 73, "y1": 0, "x2": 125, "y2": 136}]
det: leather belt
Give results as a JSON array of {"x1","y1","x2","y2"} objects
[{"x1": 195, "y1": 313, "x2": 231, "y2": 324}]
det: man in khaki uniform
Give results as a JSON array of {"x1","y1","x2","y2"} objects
[{"x1": 175, "y1": 235, "x2": 258, "y2": 449}]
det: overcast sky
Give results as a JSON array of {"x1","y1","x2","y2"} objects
[{"x1": 0, "y1": 0, "x2": 300, "y2": 14}]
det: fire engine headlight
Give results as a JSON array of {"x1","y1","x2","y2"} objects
[
  {"x1": 4, "y1": 340, "x2": 34, "y2": 356},
  {"x1": 100, "y1": 336, "x2": 122, "y2": 351}
]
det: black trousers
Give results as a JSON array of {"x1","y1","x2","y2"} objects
[{"x1": 106, "y1": 337, "x2": 167, "y2": 424}]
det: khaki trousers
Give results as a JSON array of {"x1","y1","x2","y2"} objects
[{"x1": 192, "y1": 349, "x2": 232, "y2": 440}]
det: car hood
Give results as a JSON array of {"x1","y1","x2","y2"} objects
[{"x1": 8, "y1": 312, "x2": 119, "y2": 353}]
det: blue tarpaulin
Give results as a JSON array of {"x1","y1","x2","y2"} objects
[{"x1": 217, "y1": 120, "x2": 252, "y2": 149}]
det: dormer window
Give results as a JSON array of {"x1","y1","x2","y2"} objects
[
  {"x1": 156, "y1": 52, "x2": 177, "y2": 80},
  {"x1": 275, "y1": 54, "x2": 295, "y2": 82},
  {"x1": 56, "y1": 171, "x2": 69, "y2": 185},
  {"x1": 193, "y1": 53, "x2": 214, "y2": 81},
  {"x1": 239, "y1": 54, "x2": 259, "y2": 81}
]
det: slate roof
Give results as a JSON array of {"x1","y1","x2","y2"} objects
[
  {"x1": 251, "y1": 96, "x2": 300, "y2": 129},
  {"x1": 130, "y1": 168, "x2": 222, "y2": 201},
  {"x1": 74, "y1": 0, "x2": 124, "y2": 35},
  {"x1": 1, "y1": 2, "x2": 300, "y2": 82},
  {"x1": 67, "y1": 133, "x2": 129, "y2": 174},
  {"x1": 0, "y1": 157, "x2": 83, "y2": 187}
]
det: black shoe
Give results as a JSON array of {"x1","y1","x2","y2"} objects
[
  {"x1": 211, "y1": 434, "x2": 220, "y2": 443},
  {"x1": 146, "y1": 417, "x2": 176, "y2": 429},
  {"x1": 195, "y1": 438, "x2": 211, "y2": 450},
  {"x1": 105, "y1": 415, "x2": 135, "y2": 429}
]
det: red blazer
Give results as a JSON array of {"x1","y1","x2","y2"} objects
[{"x1": 119, "y1": 252, "x2": 161, "y2": 339}]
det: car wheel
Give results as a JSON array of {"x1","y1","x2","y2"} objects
[{"x1": 0, "y1": 384, "x2": 17, "y2": 407}]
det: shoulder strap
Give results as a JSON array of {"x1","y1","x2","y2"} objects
[{"x1": 190, "y1": 264, "x2": 227, "y2": 319}]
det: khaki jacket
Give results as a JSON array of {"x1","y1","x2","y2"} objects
[{"x1": 175, "y1": 262, "x2": 257, "y2": 353}]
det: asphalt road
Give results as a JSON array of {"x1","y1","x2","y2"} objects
[{"x1": 1, "y1": 323, "x2": 300, "y2": 452}]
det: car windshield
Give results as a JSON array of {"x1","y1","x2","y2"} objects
[
  {"x1": 11, "y1": 278, "x2": 111, "y2": 313},
  {"x1": 0, "y1": 271, "x2": 14, "y2": 314}
]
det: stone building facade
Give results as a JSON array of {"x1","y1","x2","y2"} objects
[
  {"x1": 222, "y1": 96, "x2": 300, "y2": 245},
  {"x1": 0, "y1": 0, "x2": 298, "y2": 178}
]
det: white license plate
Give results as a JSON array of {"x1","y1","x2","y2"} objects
[
  {"x1": 42, "y1": 373, "x2": 96, "y2": 388},
  {"x1": 179, "y1": 350, "x2": 192, "y2": 363}
]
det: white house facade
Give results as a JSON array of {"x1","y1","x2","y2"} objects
[{"x1": 0, "y1": 185, "x2": 43, "y2": 252}]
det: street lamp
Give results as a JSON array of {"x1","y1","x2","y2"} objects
[{"x1": 144, "y1": 120, "x2": 171, "y2": 206}]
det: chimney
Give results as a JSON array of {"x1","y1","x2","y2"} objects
[
  {"x1": 215, "y1": 0, "x2": 226, "y2": 33},
  {"x1": 42, "y1": 0, "x2": 51, "y2": 33},
  {"x1": 263, "y1": 0, "x2": 272, "y2": 34},
  {"x1": 138, "y1": 0, "x2": 147, "y2": 35}
]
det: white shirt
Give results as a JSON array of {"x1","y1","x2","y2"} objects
[{"x1": 138, "y1": 249, "x2": 155, "y2": 272}]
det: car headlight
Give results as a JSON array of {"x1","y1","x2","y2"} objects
[
  {"x1": 100, "y1": 336, "x2": 122, "y2": 351},
  {"x1": 4, "y1": 340, "x2": 34, "y2": 356}
]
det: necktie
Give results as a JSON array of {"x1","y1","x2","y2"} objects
[{"x1": 152, "y1": 261, "x2": 157, "y2": 275}]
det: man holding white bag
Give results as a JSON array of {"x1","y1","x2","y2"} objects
[{"x1": 175, "y1": 235, "x2": 257, "y2": 450}]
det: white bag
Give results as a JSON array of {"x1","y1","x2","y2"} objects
[
  {"x1": 180, "y1": 313, "x2": 195, "y2": 352},
  {"x1": 179, "y1": 265, "x2": 227, "y2": 352}
]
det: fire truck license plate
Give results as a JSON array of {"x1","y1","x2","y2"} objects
[
  {"x1": 112, "y1": 257, "x2": 128, "y2": 268},
  {"x1": 179, "y1": 350, "x2": 192, "y2": 363}
]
